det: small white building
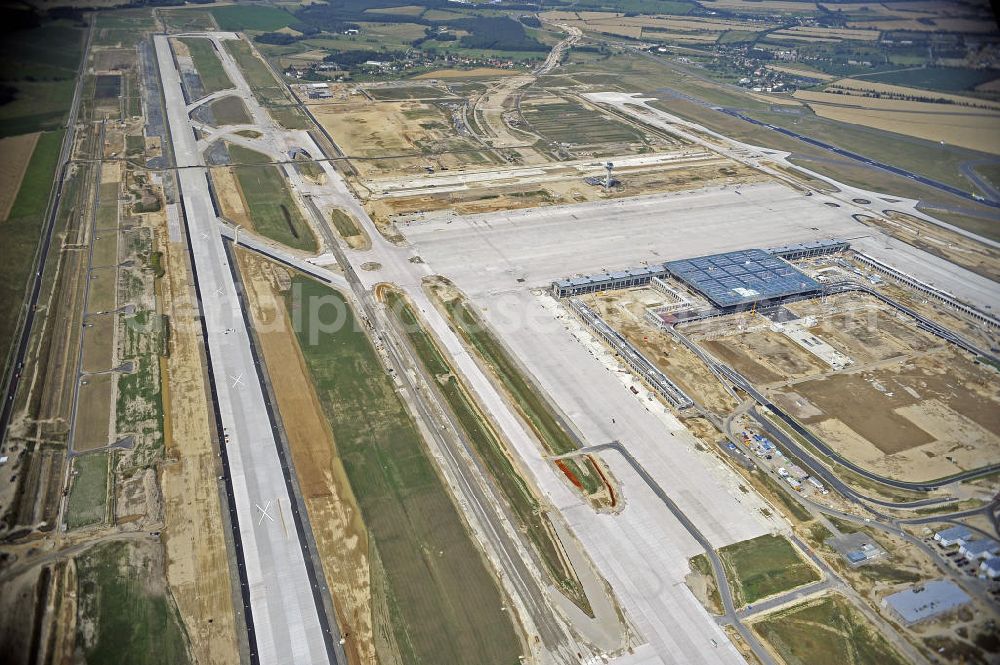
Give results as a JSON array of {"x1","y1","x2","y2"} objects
[
  {"x1": 934, "y1": 526, "x2": 972, "y2": 547},
  {"x1": 979, "y1": 557, "x2": 1000, "y2": 579},
  {"x1": 960, "y1": 539, "x2": 1000, "y2": 561}
]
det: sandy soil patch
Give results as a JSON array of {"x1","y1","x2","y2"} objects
[
  {"x1": 74, "y1": 373, "x2": 113, "y2": 451},
  {"x1": 803, "y1": 103, "x2": 1000, "y2": 154},
  {"x1": 826, "y1": 78, "x2": 1000, "y2": 110},
  {"x1": 0, "y1": 132, "x2": 40, "y2": 222},
  {"x1": 209, "y1": 167, "x2": 252, "y2": 229}
]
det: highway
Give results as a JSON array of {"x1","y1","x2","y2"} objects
[{"x1": 154, "y1": 35, "x2": 339, "y2": 665}]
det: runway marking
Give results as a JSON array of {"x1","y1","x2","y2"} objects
[
  {"x1": 231, "y1": 372, "x2": 244, "y2": 388},
  {"x1": 214, "y1": 286, "x2": 225, "y2": 296},
  {"x1": 255, "y1": 501, "x2": 274, "y2": 525}
]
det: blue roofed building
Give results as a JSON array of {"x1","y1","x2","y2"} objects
[
  {"x1": 960, "y1": 539, "x2": 1000, "y2": 561},
  {"x1": 664, "y1": 249, "x2": 822, "y2": 309}
]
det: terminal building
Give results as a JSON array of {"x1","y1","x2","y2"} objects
[
  {"x1": 551, "y1": 265, "x2": 668, "y2": 298},
  {"x1": 663, "y1": 248, "x2": 823, "y2": 310},
  {"x1": 551, "y1": 241, "x2": 847, "y2": 307}
]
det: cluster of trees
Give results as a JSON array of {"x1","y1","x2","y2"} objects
[
  {"x1": 449, "y1": 16, "x2": 547, "y2": 51},
  {"x1": 322, "y1": 49, "x2": 408, "y2": 68},
  {"x1": 294, "y1": 2, "x2": 546, "y2": 52}
]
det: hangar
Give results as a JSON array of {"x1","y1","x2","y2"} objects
[{"x1": 664, "y1": 248, "x2": 821, "y2": 309}]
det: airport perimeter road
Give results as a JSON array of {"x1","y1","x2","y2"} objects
[{"x1": 154, "y1": 35, "x2": 338, "y2": 665}]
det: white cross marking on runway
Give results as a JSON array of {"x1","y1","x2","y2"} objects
[
  {"x1": 231, "y1": 373, "x2": 244, "y2": 388},
  {"x1": 255, "y1": 501, "x2": 274, "y2": 525},
  {"x1": 214, "y1": 286, "x2": 225, "y2": 296}
]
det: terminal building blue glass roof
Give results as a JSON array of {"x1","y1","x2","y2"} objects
[{"x1": 664, "y1": 249, "x2": 821, "y2": 308}]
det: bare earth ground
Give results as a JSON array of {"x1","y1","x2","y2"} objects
[
  {"x1": 209, "y1": 166, "x2": 252, "y2": 229},
  {"x1": 159, "y1": 218, "x2": 239, "y2": 665},
  {"x1": 687, "y1": 292, "x2": 1000, "y2": 481},
  {"x1": 309, "y1": 98, "x2": 491, "y2": 179},
  {"x1": 581, "y1": 288, "x2": 739, "y2": 415},
  {"x1": 0, "y1": 132, "x2": 40, "y2": 221},
  {"x1": 237, "y1": 251, "x2": 376, "y2": 665}
]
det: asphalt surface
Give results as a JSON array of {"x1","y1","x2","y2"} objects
[
  {"x1": 154, "y1": 34, "x2": 338, "y2": 665},
  {"x1": 557, "y1": 441, "x2": 778, "y2": 665}
]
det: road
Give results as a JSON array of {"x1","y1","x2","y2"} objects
[
  {"x1": 554, "y1": 441, "x2": 778, "y2": 665},
  {"x1": 0, "y1": 19, "x2": 93, "y2": 443},
  {"x1": 154, "y1": 35, "x2": 340, "y2": 665}
]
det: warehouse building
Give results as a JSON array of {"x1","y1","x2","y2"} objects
[{"x1": 882, "y1": 580, "x2": 970, "y2": 625}]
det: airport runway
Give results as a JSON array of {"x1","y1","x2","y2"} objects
[{"x1": 154, "y1": 35, "x2": 338, "y2": 665}]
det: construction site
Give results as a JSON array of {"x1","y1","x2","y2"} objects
[{"x1": 1, "y1": 6, "x2": 998, "y2": 665}]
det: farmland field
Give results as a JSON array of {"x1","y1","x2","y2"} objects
[
  {"x1": 75, "y1": 541, "x2": 191, "y2": 665},
  {"x1": 66, "y1": 453, "x2": 109, "y2": 529},
  {"x1": 857, "y1": 67, "x2": 1000, "y2": 92},
  {"x1": 212, "y1": 5, "x2": 297, "y2": 32},
  {"x1": 179, "y1": 38, "x2": 233, "y2": 95},
  {"x1": 231, "y1": 160, "x2": 317, "y2": 252},
  {"x1": 0, "y1": 133, "x2": 40, "y2": 221},
  {"x1": 753, "y1": 594, "x2": 908, "y2": 665},
  {"x1": 288, "y1": 276, "x2": 522, "y2": 665},
  {"x1": 719, "y1": 534, "x2": 819, "y2": 606},
  {"x1": 0, "y1": 22, "x2": 83, "y2": 137},
  {"x1": 0, "y1": 130, "x2": 63, "y2": 379}
]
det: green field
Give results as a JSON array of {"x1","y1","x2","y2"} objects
[
  {"x1": 66, "y1": 453, "x2": 109, "y2": 529},
  {"x1": 75, "y1": 541, "x2": 191, "y2": 664},
  {"x1": 754, "y1": 594, "x2": 908, "y2": 665},
  {"x1": 268, "y1": 105, "x2": 311, "y2": 130},
  {"x1": 0, "y1": 22, "x2": 83, "y2": 137},
  {"x1": 856, "y1": 67, "x2": 999, "y2": 92},
  {"x1": 212, "y1": 5, "x2": 297, "y2": 32},
  {"x1": 231, "y1": 159, "x2": 317, "y2": 252},
  {"x1": 160, "y1": 8, "x2": 216, "y2": 33},
  {"x1": 0, "y1": 130, "x2": 63, "y2": 379},
  {"x1": 329, "y1": 209, "x2": 361, "y2": 238},
  {"x1": 435, "y1": 289, "x2": 578, "y2": 456},
  {"x1": 224, "y1": 39, "x2": 288, "y2": 106},
  {"x1": 288, "y1": 276, "x2": 521, "y2": 665},
  {"x1": 227, "y1": 143, "x2": 272, "y2": 165},
  {"x1": 179, "y1": 38, "x2": 233, "y2": 95},
  {"x1": 208, "y1": 96, "x2": 251, "y2": 125},
  {"x1": 385, "y1": 289, "x2": 589, "y2": 611},
  {"x1": 116, "y1": 308, "x2": 164, "y2": 468},
  {"x1": 720, "y1": 534, "x2": 820, "y2": 606}
]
